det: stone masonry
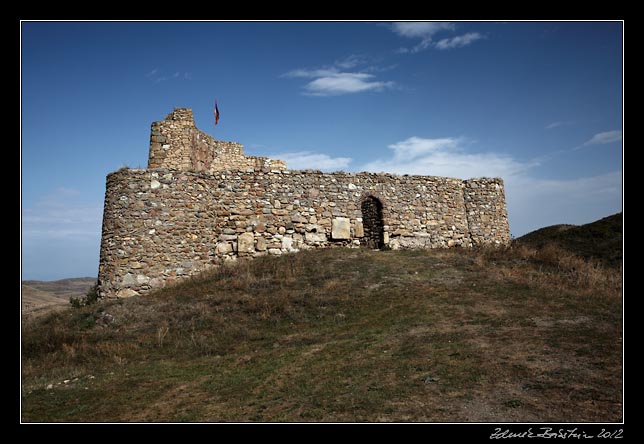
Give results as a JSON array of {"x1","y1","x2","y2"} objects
[
  {"x1": 98, "y1": 108, "x2": 510, "y2": 298},
  {"x1": 148, "y1": 108, "x2": 286, "y2": 173}
]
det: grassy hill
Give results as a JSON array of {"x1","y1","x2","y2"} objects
[
  {"x1": 21, "y1": 242, "x2": 622, "y2": 423},
  {"x1": 516, "y1": 212, "x2": 622, "y2": 267}
]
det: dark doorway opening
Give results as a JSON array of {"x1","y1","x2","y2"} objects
[{"x1": 361, "y1": 196, "x2": 385, "y2": 249}]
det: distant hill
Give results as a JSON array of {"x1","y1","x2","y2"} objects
[
  {"x1": 22, "y1": 277, "x2": 95, "y2": 319},
  {"x1": 516, "y1": 213, "x2": 622, "y2": 267}
]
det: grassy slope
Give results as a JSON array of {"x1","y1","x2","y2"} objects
[
  {"x1": 22, "y1": 246, "x2": 622, "y2": 423},
  {"x1": 21, "y1": 285, "x2": 69, "y2": 317},
  {"x1": 516, "y1": 212, "x2": 623, "y2": 267}
]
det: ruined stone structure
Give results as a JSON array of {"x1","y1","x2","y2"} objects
[{"x1": 98, "y1": 108, "x2": 510, "y2": 298}]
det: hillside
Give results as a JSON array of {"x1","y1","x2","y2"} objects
[
  {"x1": 21, "y1": 277, "x2": 96, "y2": 319},
  {"x1": 516, "y1": 212, "x2": 623, "y2": 267},
  {"x1": 21, "y1": 245, "x2": 622, "y2": 423},
  {"x1": 21, "y1": 285, "x2": 69, "y2": 319},
  {"x1": 23, "y1": 277, "x2": 97, "y2": 299}
]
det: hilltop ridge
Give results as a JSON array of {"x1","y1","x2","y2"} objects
[{"x1": 516, "y1": 212, "x2": 622, "y2": 267}]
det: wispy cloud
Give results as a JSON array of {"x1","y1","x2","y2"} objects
[
  {"x1": 572, "y1": 130, "x2": 622, "y2": 151},
  {"x1": 364, "y1": 64, "x2": 398, "y2": 74},
  {"x1": 22, "y1": 188, "x2": 103, "y2": 280},
  {"x1": 146, "y1": 68, "x2": 166, "y2": 83},
  {"x1": 582, "y1": 130, "x2": 622, "y2": 146},
  {"x1": 269, "y1": 151, "x2": 352, "y2": 171},
  {"x1": 334, "y1": 54, "x2": 368, "y2": 69},
  {"x1": 356, "y1": 136, "x2": 621, "y2": 236},
  {"x1": 435, "y1": 32, "x2": 484, "y2": 50},
  {"x1": 545, "y1": 120, "x2": 572, "y2": 129},
  {"x1": 22, "y1": 188, "x2": 103, "y2": 240},
  {"x1": 283, "y1": 57, "x2": 395, "y2": 96},
  {"x1": 146, "y1": 68, "x2": 192, "y2": 83},
  {"x1": 390, "y1": 22, "x2": 482, "y2": 53},
  {"x1": 507, "y1": 171, "x2": 622, "y2": 237}
]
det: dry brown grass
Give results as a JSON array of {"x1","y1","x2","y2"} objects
[
  {"x1": 22, "y1": 247, "x2": 622, "y2": 423},
  {"x1": 471, "y1": 243, "x2": 622, "y2": 298}
]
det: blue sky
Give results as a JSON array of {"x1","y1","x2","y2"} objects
[{"x1": 21, "y1": 21, "x2": 623, "y2": 280}]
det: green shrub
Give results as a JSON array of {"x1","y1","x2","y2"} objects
[{"x1": 69, "y1": 281, "x2": 99, "y2": 308}]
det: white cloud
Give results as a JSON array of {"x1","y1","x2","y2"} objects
[
  {"x1": 269, "y1": 151, "x2": 352, "y2": 171},
  {"x1": 284, "y1": 67, "x2": 395, "y2": 96},
  {"x1": 385, "y1": 136, "x2": 462, "y2": 161},
  {"x1": 389, "y1": 22, "x2": 481, "y2": 53},
  {"x1": 582, "y1": 130, "x2": 622, "y2": 146},
  {"x1": 390, "y1": 22, "x2": 455, "y2": 39},
  {"x1": 360, "y1": 136, "x2": 532, "y2": 179},
  {"x1": 306, "y1": 73, "x2": 394, "y2": 96},
  {"x1": 434, "y1": 32, "x2": 483, "y2": 50},
  {"x1": 357, "y1": 136, "x2": 621, "y2": 237}
]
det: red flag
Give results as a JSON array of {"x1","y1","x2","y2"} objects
[{"x1": 214, "y1": 100, "x2": 220, "y2": 125}]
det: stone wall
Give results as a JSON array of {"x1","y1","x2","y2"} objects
[
  {"x1": 98, "y1": 167, "x2": 509, "y2": 298},
  {"x1": 97, "y1": 107, "x2": 510, "y2": 299},
  {"x1": 463, "y1": 179, "x2": 511, "y2": 246},
  {"x1": 148, "y1": 108, "x2": 286, "y2": 173}
]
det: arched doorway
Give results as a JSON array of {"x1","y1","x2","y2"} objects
[{"x1": 361, "y1": 196, "x2": 385, "y2": 249}]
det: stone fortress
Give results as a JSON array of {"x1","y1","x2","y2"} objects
[{"x1": 98, "y1": 108, "x2": 510, "y2": 298}]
